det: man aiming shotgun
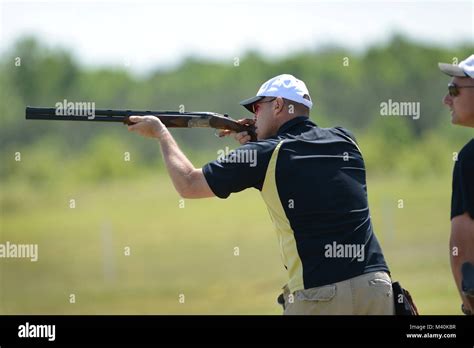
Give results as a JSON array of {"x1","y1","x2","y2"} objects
[{"x1": 127, "y1": 74, "x2": 395, "y2": 315}]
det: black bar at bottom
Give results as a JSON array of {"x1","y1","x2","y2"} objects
[{"x1": 0, "y1": 315, "x2": 472, "y2": 346}]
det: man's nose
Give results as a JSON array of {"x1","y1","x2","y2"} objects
[{"x1": 443, "y1": 93, "x2": 452, "y2": 106}]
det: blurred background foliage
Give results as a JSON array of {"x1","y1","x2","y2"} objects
[
  {"x1": 1, "y1": 35, "x2": 472, "y2": 190},
  {"x1": 0, "y1": 36, "x2": 473, "y2": 314}
]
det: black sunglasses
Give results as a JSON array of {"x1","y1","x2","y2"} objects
[
  {"x1": 448, "y1": 82, "x2": 474, "y2": 97},
  {"x1": 252, "y1": 97, "x2": 277, "y2": 113}
]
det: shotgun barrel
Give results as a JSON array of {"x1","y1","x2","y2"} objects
[{"x1": 25, "y1": 106, "x2": 257, "y2": 141}]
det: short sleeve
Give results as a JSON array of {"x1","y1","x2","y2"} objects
[
  {"x1": 451, "y1": 139, "x2": 474, "y2": 219},
  {"x1": 334, "y1": 126, "x2": 359, "y2": 144},
  {"x1": 202, "y1": 141, "x2": 276, "y2": 199}
]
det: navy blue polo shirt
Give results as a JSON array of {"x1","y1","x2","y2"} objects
[{"x1": 203, "y1": 116, "x2": 389, "y2": 292}]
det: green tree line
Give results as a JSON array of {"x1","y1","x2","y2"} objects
[{"x1": 0, "y1": 35, "x2": 472, "y2": 185}]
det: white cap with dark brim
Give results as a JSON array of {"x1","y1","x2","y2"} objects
[
  {"x1": 438, "y1": 54, "x2": 474, "y2": 78},
  {"x1": 240, "y1": 74, "x2": 313, "y2": 113}
]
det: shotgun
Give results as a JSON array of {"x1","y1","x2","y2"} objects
[{"x1": 25, "y1": 106, "x2": 257, "y2": 141}]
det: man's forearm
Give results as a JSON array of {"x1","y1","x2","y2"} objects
[
  {"x1": 127, "y1": 116, "x2": 214, "y2": 199},
  {"x1": 158, "y1": 129, "x2": 195, "y2": 196}
]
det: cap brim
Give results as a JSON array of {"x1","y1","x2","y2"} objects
[
  {"x1": 239, "y1": 96, "x2": 264, "y2": 113},
  {"x1": 438, "y1": 63, "x2": 467, "y2": 77}
]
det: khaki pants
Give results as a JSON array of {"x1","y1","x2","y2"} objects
[{"x1": 281, "y1": 271, "x2": 395, "y2": 315}]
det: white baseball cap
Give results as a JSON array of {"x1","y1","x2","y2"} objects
[
  {"x1": 438, "y1": 54, "x2": 474, "y2": 78},
  {"x1": 240, "y1": 74, "x2": 313, "y2": 113}
]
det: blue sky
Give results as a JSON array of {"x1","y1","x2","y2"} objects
[{"x1": 1, "y1": 0, "x2": 472, "y2": 73}]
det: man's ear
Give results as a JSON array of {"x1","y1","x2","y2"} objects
[{"x1": 275, "y1": 97, "x2": 285, "y2": 114}]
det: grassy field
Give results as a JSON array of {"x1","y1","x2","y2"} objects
[{"x1": 0, "y1": 172, "x2": 461, "y2": 314}]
